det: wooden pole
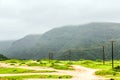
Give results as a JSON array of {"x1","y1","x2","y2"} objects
[
  {"x1": 103, "y1": 46, "x2": 105, "y2": 65},
  {"x1": 111, "y1": 41, "x2": 115, "y2": 69}
]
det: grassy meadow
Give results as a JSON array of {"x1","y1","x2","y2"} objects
[
  {"x1": 0, "y1": 59, "x2": 73, "y2": 80},
  {"x1": 0, "y1": 59, "x2": 120, "y2": 79},
  {"x1": 74, "y1": 60, "x2": 120, "y2": 80},
  {"x1": 0, "y1": 75, "x2": 72, "y2": 80}
]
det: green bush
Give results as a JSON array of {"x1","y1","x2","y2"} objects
[
  {"x1": 81, "y1": 60, "x2": 95, "y2": 64},
  {"x1": 27, "y1": 63, "x2": 40, "y2": 66},
  {"x1": 114, "y1": 66, "x2": 120, "y2": 72},
  {"x1": 95, "y1": 69, "x2": 117, "y2": 76},
  {"x1": 96, "y1": 59, "x2": 102, "y2": 62},
  {"x1": 53, "y1": 64, "x2": 72, "y2": 70}
]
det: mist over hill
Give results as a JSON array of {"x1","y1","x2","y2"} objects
[
  {"x1": 2, "y1": 22, "x2": 120, "y2": 60},
  {"x1": 0, "y1": 40, "x2": 14, "y2": 53}
]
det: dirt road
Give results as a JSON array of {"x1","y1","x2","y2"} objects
[
  {"x1": 0, "y1": 62, "x2": 105, "y2": 80},
  {"x1": 70, "y1": 65, "x2": 104, "y2": 80}
]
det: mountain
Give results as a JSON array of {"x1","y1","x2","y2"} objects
[
  {"x1": 0, "y1": 40, "x2": 14, "y2": 50},
  {"x1": 0, "y1": 40, "x2": 14, "y2": 53},
  {"x1": 5, "y1": 35, "x2": 41, "y2": 59},
  {"x1": 4, "y1": 22, "x2": 120, "y2": 60}
]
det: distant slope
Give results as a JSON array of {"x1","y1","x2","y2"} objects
[
  {"x1": 0, "y1": 40, "x2": 14, "y2": 54},
  {"x1": 5, "y1": 35, "x2": 41, "y2": 59},
  {"x1": 5, "y1": 22, "x2": 120, "y2": 60},
  {"x1": 10, "y1": 35, "x2": 41, "y2": 49},
  {"x1": 0, "y1": 40, "x2": 14, "y2": 50}
]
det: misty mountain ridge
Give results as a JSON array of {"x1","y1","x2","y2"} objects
[
  {"x1": 0, "y1": 40, "x2": 14, "y2": 52},
  {"x1": 1, "y1": 22, "x2": 120, "y2": 60}
]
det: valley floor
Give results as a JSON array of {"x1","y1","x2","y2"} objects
[{"x1": 0, "y1": 62, "x2": 105, "y2": 80}]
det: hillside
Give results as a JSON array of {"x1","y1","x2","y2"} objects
[
  {"x1": 5, "y1": 35, "x2": 41, "y2": 59},
  {"x1": 0, "y1": 40, "x2": 14, "y2": 53},
  {"x1": 0, "y1": 40, "x2": 14, "y2": 50},
  {"x1": 3, "y1": 22, "x2": 120, "y2": 60}
]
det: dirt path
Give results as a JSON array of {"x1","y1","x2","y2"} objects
[
  {"x1": 70, "y1": 65, "x2": 104, "y2": 80},
  {"x1": 0, "y1": 62, "x2": 105, "y2": 80}
]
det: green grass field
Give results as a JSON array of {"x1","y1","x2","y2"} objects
[
  {"x1": 1, "y1": 59, "x2": 120, "y2": 80},
  {"x1": 0, "y1": 67, "x2": 56, "y2": 74},
  {"x1": 0, "y1": 74, "x2": 72, "y2": 80},
  {"x1": 2, "y1": 59, "x2": 73, "y2": 70},
  {"x1": 0, "y1": 59, "x2": 73, "y2": 80}
]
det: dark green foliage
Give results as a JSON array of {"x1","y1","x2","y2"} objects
[
  {"x1": 114, "y1": 66, "x2": 120, "y2": 72},
  {"x1": 0, "y1": 54, "x2": 8, "y2": 60},
  {"x1": 96, "y1": 59, "x2": 102, "y2": 62}
]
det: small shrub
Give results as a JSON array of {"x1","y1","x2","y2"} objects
[
  {"x1": 53, "y1": 64, "x2": 72, "y2": 70},
  {"x1": 96, "y1": 59, "x2": 102, "y2": 62},
  {"x1": 114, "y1": 66, "x2": 120, "y2": 72},
  {"x1": 10, "y1": 63, "x2": 15, "y2": 65},
  {"x1": 95, "y1": 69, "x2": 117, "y2": 76},
  {"x1": 79, "y1": 59, "x2": 84, "y2": 61},
  {"x1": 81, "y1": 60, "x2": 94, "y2": 64},
  {"x1": 27, "y1": 63, "x2": 40, "y2": 66}
]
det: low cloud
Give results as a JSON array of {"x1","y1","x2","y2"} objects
[{"x1": 0, "y1": 0, "x2": 120, "y2": 40}]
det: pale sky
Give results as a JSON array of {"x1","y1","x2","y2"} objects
[{"x1": 0, "y1": 0, "x2": 120, "y2": 40}]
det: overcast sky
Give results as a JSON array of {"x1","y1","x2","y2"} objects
[{"x1": 0, "y1": 0, "x2": 120, "y2": 40}]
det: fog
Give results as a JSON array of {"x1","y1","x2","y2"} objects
[{"x1": 0, "y1": 0, "x2": 120, "y2": 40}]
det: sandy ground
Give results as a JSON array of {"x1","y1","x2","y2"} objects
[{"x1": 0, "y1": 62, "x2": 105, "y2": 80}]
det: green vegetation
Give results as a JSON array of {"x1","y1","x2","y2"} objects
[
  {"x1": 2, "y1": 59, "x2": 120, "y2": 79},
  {"x1": 0, "y1": 59, "x2": 73, "y2": 80},
  {"x1": 3, "y1": 59, "x2": 32, "y2": 64},
  {"x1": 0, "y1": 67, "x2": 55, "y2": 74},
  {"x1": 2, "y1": 59, "x2": 36, "y2": 66},
  {"x1": 0, "y1": 54, "x2": 8, "y2": 60},
  {"x1": 74, "y1": 60, "x2": 113, "y2": 69},
  {"x1": 1, "y1": 59, "x2": 73, "y2": 70},
  {"x1": 95, "y1": 69, "x2": 117, "y2": 76},
  {"x1": 27, "y1": 60, "x2": 73, "y2": 70},
  {"x1": 0, "y1": 74, "x2": 72, "y2": 80},
  {"x1": 74, "y1": 60, "x2": 120, "y2": 80}
]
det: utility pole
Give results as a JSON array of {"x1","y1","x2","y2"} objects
[
  {"x1": 48, "y1": 52, "x2": 53, "y2": 63},
  {"x1": 68, "y1": 50, "x2": 71, "y2": 61},
  {"x1": 102, "y1": 46, "x2": 105, "y2": 65},
  {"x1": 51, "y1": 52, "x2": 53, "y2": 60},
  {"x1": 111, "y1": 41, "x2": 115, "y2": 69},
  {"x1": 48, "y1": 52, "x2": 51, "y2": 63}
]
